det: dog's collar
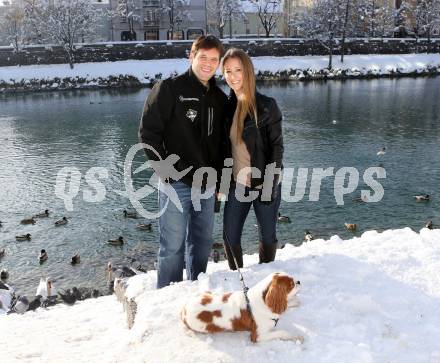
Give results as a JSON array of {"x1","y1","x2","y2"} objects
[{"x1": 272, "y1": 318, "x2": 279, "y2": 327}]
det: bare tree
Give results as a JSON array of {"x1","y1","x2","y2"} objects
[{"x1": 250, "y1": 0, "x2": 282, "y2": 38}]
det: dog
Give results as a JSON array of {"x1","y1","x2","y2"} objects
[{"x1": 181, "y1": 272, "x2": 303, "y2": 343}]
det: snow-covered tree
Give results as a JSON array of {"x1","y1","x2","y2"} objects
[
  {"x1": 393, "y1": 0, "x2": 410, "y2": 37},
  {"x1": 295, "y1": 0, "x2": 344, "y2": 69},
  {"x1": 413, "y1": 0, "x2": 440, "y2": 40},
  {"x1": 0, "y1": 3, "x2": 27, "y2": 52},
  {"x1": 358, "y1": 0, "x2": 380, "y2": 37},
  {"x1": 207, "y1": 0, "x2": 244, "y2": 38},
  {"x1": 43, "y1": 0, "x2": 102, "y2": 69},
  {"x1": 376, "y1": 0, "x2": 395, "y2": 37},
  {"x1": 340, "y1": 0, "x2": 352, "y2": 63},
  {"x1": 23, "y1": 0, "x2": 47, "y2": 44},
  {"x1": 161, "y1": 0, "x2": 192, "y2": 39},
  {"x1": 355, "y1": 0, "x2": 395, "y2": 38},
  {"x1": 250, "y1": 0, "x2": 283, "y2": 38}
]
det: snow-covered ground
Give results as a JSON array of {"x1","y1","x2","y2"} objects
[
  {"x1": 1, "y1": 227, "x2": 439, "y2": 363},
  {"x1": 1, "y1": 53, "x2": 440, "y2": 92}
]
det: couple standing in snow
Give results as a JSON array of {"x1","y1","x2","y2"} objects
[{"x1": 139, "y1": 35, "x2": 284, "y2": 289}]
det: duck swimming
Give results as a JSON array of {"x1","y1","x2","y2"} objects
[
  {"x1": 107, "y1": 236, "x2": 124, "y2": 245},
  {"x1": 277, "y1": 213, "x2": 291, "y2": 223},
  {"x1": 377, "y1": 147, "x2": 386, "y2": 156},
  {"x1": 20, "y1": 217, "x2": 36, "y2": 225},
  {"x1": 34, "y1": 209, "x2": 50, "y2": 218},
  {"x1": 55, "y1": 217, "x2": 68, "y2": 226},
  {"x1": 71, "y1": 254, "x2": 80, "y2": 265},
  {"x1": 123, "y1": 210, "x2": 138, "y2": 219},
  {"x1": 136, "y1": 223, "x2": 152, "y2": 231},
  {"x1": 414, "y1": 194, "x2": 430, "y2": 202},
  {"x1": 39, "y1": 249, "x2": 48, "y2": 263},
  {"x1": 345, "y1": 223, "x2": 357, "y2": 231},
  {"x1": 0, "y1": 269, "x2": 9, "y2": 280},
  {"x1": 15, "y1": 233, "x2": 31, "y2": 241}
]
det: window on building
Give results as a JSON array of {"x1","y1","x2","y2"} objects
[
  {"x1": 144, "y1": 10, "x2": 155, "y2": 21},
  {"x1": 145, "y1": 29, "x2": 159, "y2": 40},
  {"x1": 121, "y1": 31, "x2": 137, "y2": 41},
  {"x1": 167, "y1": 30, "x2": 184, "y2": 40},
  {"x1": 186, "y1": 29, "x2": 204, "y2": 40},
  {"x1": 143, "y1": 0, "x2": 160, "y2": 6}
]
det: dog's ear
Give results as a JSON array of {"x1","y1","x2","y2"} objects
[{"x1": 263, "y1": 274, "x2": 295, "y2": 315}]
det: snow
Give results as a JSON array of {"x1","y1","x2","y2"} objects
[
  {"x1": 0, "y1": 54, "x2": 439, "y2": 88},
  {"x1": 0, "y1": 54, "x2": 440, "y2": 88},
  {"x1": 1, "y1": 227, "x2": 440, "y2": 362}
]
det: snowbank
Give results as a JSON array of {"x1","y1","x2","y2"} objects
[
  {"x1": 0, "y1": 227, "x2": 439, "y2": 363},
  {"x1": 1, "y1": 54, "x2": 440, "y2": 93}
]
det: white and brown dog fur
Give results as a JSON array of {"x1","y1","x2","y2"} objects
[{"x1": 181, "y1": 272, "x2": 303, "y2": 343}]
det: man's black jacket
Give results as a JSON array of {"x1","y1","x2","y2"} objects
[{"x1": 139, "y1": 68, "x2": 227, "y2": 189}]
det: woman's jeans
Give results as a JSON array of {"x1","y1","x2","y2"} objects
[
  {"x1": 157, "y1": 181, "x2": 215, "y2": 289},
  {"x1": 223, "y1": 183, "x2": 281, "y2": 248}
]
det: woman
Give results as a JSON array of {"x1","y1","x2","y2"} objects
[{"x1": 221, "y1": 48, "x2": 283, "y2": 270}]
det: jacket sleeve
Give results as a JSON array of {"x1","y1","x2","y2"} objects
[
  {"x1": 266, "y1": 98, "x2": 284, "y2": 170},
  {"x1": 138, "y1": 80, "x2": 174, "y2": 162},
  {"x1": 263, "y1": 98, "x2": 284, "y2": 203}
]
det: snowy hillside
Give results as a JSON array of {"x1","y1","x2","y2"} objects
[{"x1": 1, "y1": 227, "x2": 439, "y2": 363}]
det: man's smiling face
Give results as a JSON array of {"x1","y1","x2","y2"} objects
[{"x1": 190, "y1": 47, "x2": 221, "y2": 86}]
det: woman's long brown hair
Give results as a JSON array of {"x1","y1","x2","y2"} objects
[{"x1": 221, "y1": 48, "x2": 258, "y2": 143}]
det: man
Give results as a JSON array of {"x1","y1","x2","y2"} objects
[{"x1": 139, "y1": 35, "x2": 227, "y2": 288}]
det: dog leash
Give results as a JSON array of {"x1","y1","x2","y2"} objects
[
  {"x1": 224, "y1": 231, "x2": 279, "y2": 328},
  {"x1": 223, "y1": 231, "x2": 256, "y2": 325}
]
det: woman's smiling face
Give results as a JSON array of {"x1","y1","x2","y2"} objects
[{"x1": 223, "y1": 57, "x2": 243, "y2": 95}]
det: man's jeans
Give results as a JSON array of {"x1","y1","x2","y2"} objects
[{"x1": 157, "y1": 181, "x2": 215, "y2": 288}]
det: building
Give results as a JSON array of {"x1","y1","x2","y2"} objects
[
  {"x1": 207, "y1": 0, "x2": 284, "y2": 38},
  {"x1": 206, "y1": 0, "x2": 311, "y2": 38},
  {"x1": 108, "y1": 0, "x2": 206, "y2": 41}
]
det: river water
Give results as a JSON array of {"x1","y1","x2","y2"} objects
[{"x1": 0, "y1": 77, "x2": 439, "y2": 296}]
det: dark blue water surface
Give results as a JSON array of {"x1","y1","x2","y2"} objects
[{"x1": 0, "y1": 77, "x2": 439, "y2": 295}]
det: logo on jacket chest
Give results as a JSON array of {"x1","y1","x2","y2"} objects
[{"x1": 186, "y1": 109, "x2": 197, "y2": 122}]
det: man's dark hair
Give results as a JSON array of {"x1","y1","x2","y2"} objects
[{"x1": 191, "y1": 35, "x2": 225, "y2": 57}]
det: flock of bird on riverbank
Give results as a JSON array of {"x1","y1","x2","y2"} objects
[{"x1": 0, "y1": 209, "x2": 153, "y2": 314}]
